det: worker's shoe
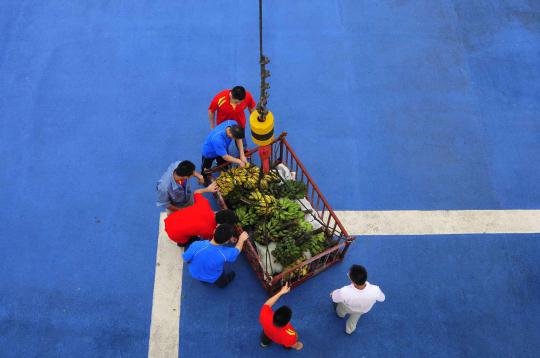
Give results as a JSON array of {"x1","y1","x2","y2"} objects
[{"x1": 260, "y1": 332, "x2": 272, "y2": 348}]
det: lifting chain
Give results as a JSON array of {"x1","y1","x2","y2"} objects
[{"x1": 257, "y1": 0, "x2": 270, "y2": 121}]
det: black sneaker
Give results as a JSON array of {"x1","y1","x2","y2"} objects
[{"x1": 260, "y1": 332, "x2": 271, "y2": 348}]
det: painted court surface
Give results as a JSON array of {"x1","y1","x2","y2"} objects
[{"x1": 1, "y1": 1, "x2": 539, "y2": 357}]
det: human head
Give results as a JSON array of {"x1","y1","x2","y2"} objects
[
  {"x1": 213, "y1": 223, "x2": 234, "y2": 244},
  {"x1": 226, "y1": 125, "x2": 245, "y2": 139},
  {"x1": 215, "y1": 209, "x2": 239, "y2": 225},
  {"x1": 273, "y1": 306, "x2": 292, "y2": 327},
  {"x1": 230, "y1": 86, "x2": 246, "y2": 104},
  {"x1": 174, "y1": 160, "x2": 195, "y2": 180},
  {"x1": 349, "y1": 264, "x2": 367, "y2": 286}
]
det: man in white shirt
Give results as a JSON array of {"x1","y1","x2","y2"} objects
[{"x1": 330, "y1": 264, "x2": 385, "y2": 334}]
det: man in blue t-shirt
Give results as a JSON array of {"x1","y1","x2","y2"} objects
[
  {"x1": 182, "y1": 224, "x2": 249, "y2": 288},
  {"x1": 201, "y1": 119, "x2": 248, "y2": 184}
]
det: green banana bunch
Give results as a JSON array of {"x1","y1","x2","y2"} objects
[
  {"x1": 254, "y1": 218, "x2": 282, "y2": 243},
  {"x1": 274, "y1": 198, "x2": 304, "y2": 222},
  {"x1": 272, "y1": 237, "x2": 303, "y2": 267},
  {"x1": 278, "y1": 219, "x2": 312, "y2": 238},
  {"x1": 301, "y1": 233, "x2": 327, "y2": 256},
  {"x1": 235, "y1": 206, "x2": 257, "y2": 227},
  {"x1": 268, "y1": 179, "x2": 307, "y2": 200}
]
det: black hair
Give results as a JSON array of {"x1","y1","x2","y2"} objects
[
  {"x1": 174, "y1": 160, "x2": 195, "y2": 177},
  {"x1": 214, "y1": 223, "x2": 234, "y2": 244},
  {"x1": 273, "y1": 306, "x2": 292, "y2": 327},
  {"x1": 349, "y1": 264, "x2": 368, "y2": 286},
  {"x1": 215, "y1": 210, "x2": 239, "y2": 225},
  {"x1": 231, "y1": 86, "x2": 246, "y2": 101},
  {"x1": 229, "y1": 125, "x2": 245, "y2": 139}
]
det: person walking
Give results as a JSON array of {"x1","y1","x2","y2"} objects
[
  {"x1": 259, "y1": 283, "x2": 303, "y2": 350},
  {"x1": 331, "y1": 264, "x2": 385, "y2": 334}
]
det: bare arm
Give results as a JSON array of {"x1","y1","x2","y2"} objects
[
  {"x1": 264, "y1": 283, "x2": 290, "y2": 308},
  {"x1": 222, "y1": 154, "x2": 245, "y2": 167},
  {"x1": 236, "y1": 139, "x2": 247, "y2": 162},
  {"x1": 194, "y1": 182, "x2": 218, "y2": 195},
  {"x1": 208, "y1": 109, "x2": 215, "y2": 128},
  {"x1": 234, "y1": 231, "x2": 249, "y2": 251},
  {"x1": 192, "y1": 170, "x2": 205, "y2": 185}
]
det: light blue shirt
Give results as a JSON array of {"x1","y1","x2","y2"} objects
[
  {"x1": 201, "y1": 120, "x2": 236, "y2": 158},
  {"x1": 156, "y1": 161, "x2": 192, "y2": 207}
]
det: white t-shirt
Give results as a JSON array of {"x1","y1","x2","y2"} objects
[{"x1": 331, "y1": 282, "x2": 385, "y2": 313}]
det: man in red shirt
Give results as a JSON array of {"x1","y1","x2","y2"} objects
[
  {"x1": 259, "y1": 283, "x2": 304, "y2": 350},
  {"x1": 208, "y1": 86, "x2": 256, "y2": 129},
  {"x1": 164, "y1": 182, "x2": 239, "y2": 247}
]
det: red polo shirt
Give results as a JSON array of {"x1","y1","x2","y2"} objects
[
  {"x1": 209, "y1": 89, "x2": 256, "y2": 128},
  {"x1": 164, "y1": 193, "x2": 216, "y2": 244},
  {"x1": 259, "y1": 304, "x2": 298, "y2": 348}
]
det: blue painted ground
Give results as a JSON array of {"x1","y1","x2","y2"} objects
[
  {"x1": 180, "y1": 234, "x2": 540, "y2": 358},
  {"x1": 0, "y1": 0, "x2": 539, "y2": 357}
]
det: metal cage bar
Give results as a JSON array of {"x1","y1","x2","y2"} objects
[{"x1": 209, "y1": 133, "x2": 356, "y2": 295}]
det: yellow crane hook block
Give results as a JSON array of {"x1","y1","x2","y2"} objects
[{"x1": 250, "y1": 109, "x2": 275, "y2": 146}]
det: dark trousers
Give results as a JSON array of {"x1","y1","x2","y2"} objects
[
  {"x1": 201, "y1": 156, "x2": 227, "y2": 184},
  {"x1": 260, "y1": 331, "x2": 272, "y2": 346},
  {"x1": 260, "y1": 331, "x2": 292, "y2": 349},
  {"x1": 177, "y1": 236, "x2": 199, "y2": 251},
  {"x1": 214, "y1": 270, "x2": 235, "y2": 288}
]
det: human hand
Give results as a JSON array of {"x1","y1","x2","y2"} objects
[
  {"x1": 279, "y1": 282, "x2": 291, "y2": 295},
  {"x1": 240, "y1": 155, "x2": 248, "y2": 164},
  {"x1": 238, "y1": 160, "x2": 246, "y2": 168},
  {"x1": 294, "y1": 342, "x2": 304, "y2": 350},
  {"x1": 205, "y1": 182, "x2": 218, "y2": 193},
  {"x1": 238, "y1": 231, "x2": 249, "y2": 243},
  {"x1": 192, "y1": 172, "x2": 205, "y2": 185}
]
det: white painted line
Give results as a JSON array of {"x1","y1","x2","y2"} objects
[
  {"x1": 335, "y1": 210, "x2": 540, "y2": 236},
  {"x1": 148, "y1": 212, "x2": 183, "y2": 358},
  {"x1": 148, "y1": 209, "x2": 540, "y2": 356}
]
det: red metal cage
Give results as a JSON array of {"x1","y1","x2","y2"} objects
[{"x1": 207, "y1": 133, "x2": 356, "y2": 295}]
